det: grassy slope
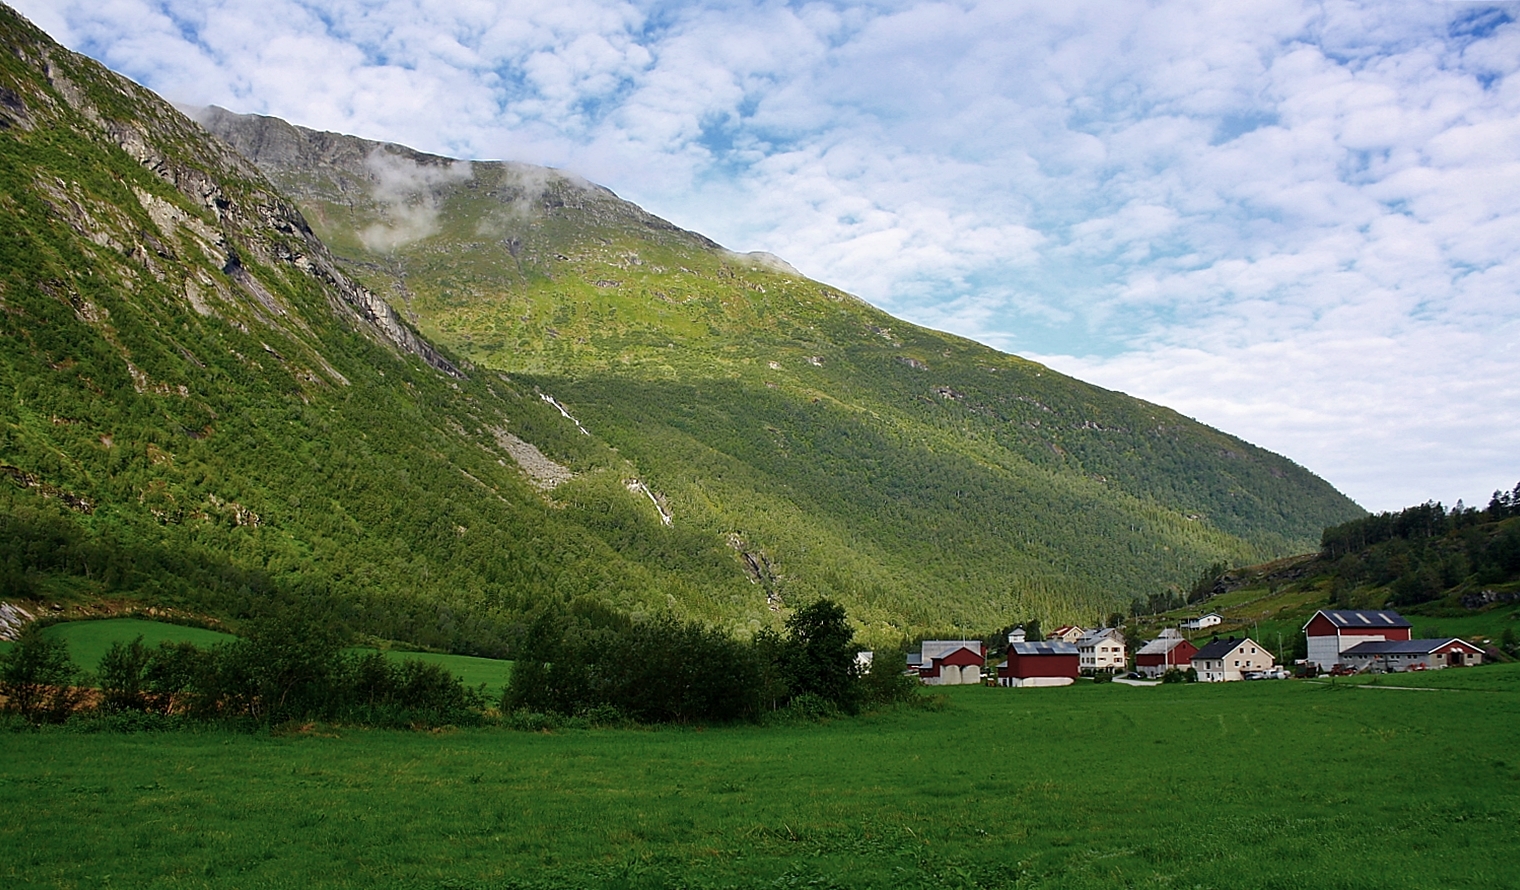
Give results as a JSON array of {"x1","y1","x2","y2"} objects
[
  {"x1": 0, "y1": 2, "x2": 1363, "y2": 650},
  {"x1": 195, "y1": 109, "x2": 1365, "y2": 633},
  {"x1": 3, "y1": 677, "x2": 1517, "y2": 888},
  {"x1": 1135, "y1": 514, "x2": 1520, "y2": 658},
  {"x1": 0, "y1": 5, "x2": 775, "y2": 649}
]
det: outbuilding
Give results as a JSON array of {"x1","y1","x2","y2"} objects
[
  {"x1": 1338, "y1": 637, "x2": 1484, "y2": 672},
  {"x1": 1302, "y1": 609, "x2": 1412, "y2": 670},
  {"x1": 1190, "y1": 637, "x2": 1275, "y2": 682},
  {"x1": 1135, "y1": 628, "x2": 1198, "y2": 678},
  {"x1": 996, "y1": 640, "x2": 1079, "y2": 687},
  {"x1": 910, "y1": 640, "x2": 986, "y2": 685}
]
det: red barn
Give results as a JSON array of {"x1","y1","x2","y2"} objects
[
  {"x1": 1303, "y1": 609, "x2": 1411, "y2": 670},
  {"x1": 912, "y1": 641, "x2": 986, "y2": 685},
  {"x1": 1134, "y1": 629, "x2": 1198, "y2": 678},
  {"x1": 996, "y1": 641, "x2": 1079, "y2": 687}
]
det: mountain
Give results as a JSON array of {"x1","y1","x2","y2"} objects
[{"x1": 0, "y1": 4, "x2": 1362, "y2": 650}]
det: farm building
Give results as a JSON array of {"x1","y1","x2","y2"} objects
[
  {"x1": 1181, "y1": 612, "x2": 1224, "y2": 630},
  {"x1": 1135, "y1": 629, "x2": 1198, "y2": 677},
  {"x1": 996, "y1": 640, "x2": 1079, "y2": 687},
  {"x1": 1302, "y1": 609, "x2": 1412, "y2": 670},
  {"x1": 909, "y1": 640, "x2": 986, "y2": 685},
  {"x1": 1190, "y1": 637, "x2": 1275, "y2": 682},
  {"x1": 1338, "y1": 638, "x2": 1484, "y2": 672},
  {"x1": 1047, "y1": 625, "x2": 1086, "y2": 644},
  {"x1": 1077, "y1": 627, "x2": 1127, "y2": 673}
]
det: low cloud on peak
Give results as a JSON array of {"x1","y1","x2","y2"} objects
[{"x1": 20, "y1": 0, "x2": 1520, "y2": 511}]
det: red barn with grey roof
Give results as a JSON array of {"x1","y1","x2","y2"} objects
[{"x1": 1303, "y1": 609, "x2": 1411, "y2": 670}]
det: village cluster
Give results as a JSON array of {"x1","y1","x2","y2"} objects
[{"x1": 903, "y1": 609, "x2": 1485, "y2": 687}]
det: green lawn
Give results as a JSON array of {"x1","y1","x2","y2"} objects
[
  {"x1": 4, "y1": 671, "x2": 1519, "y2": 889},
  {"x1": 2, "y1": 620, "x2": 513, "y2": 695},
  {"x1": 33, "y1": 618, "x2": 235, "y2": 671},
  {"x1": 374, "y1": 650, "x2": 513, "y2": 696}
]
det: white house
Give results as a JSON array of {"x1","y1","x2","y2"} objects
[
  {"x1": 1190, "y1": 637, "x2": 1275, "y2": 682},
  {"x1": 1077, "y1": 627, "x2": 1126, "y2": 673},
  {"x1": 1181, "y1": 612, "x2": 1224, "y2": 630}
]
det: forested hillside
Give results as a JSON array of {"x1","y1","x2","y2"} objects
[
  {"x1": 1168, "y1": 484, "x2": 1520, "y2": 647},
  {"x1": 0, "y1": 3, "x2": 1361, "y2": 650}
]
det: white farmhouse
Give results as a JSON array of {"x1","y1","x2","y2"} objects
[
  {"x1": 1077, "y1": 627, "x2": 1126, "y2": 673},
  {"x1": 1181, "y1": 612, "x2": 1224, "y2": 630},
  {"x1": 1190, "y1": 636, "x2": 1274, "y2": 682}
]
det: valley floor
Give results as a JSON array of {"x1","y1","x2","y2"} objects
[{"x1": 3, "y1": 672, "x2": 1518, "y2": 889}]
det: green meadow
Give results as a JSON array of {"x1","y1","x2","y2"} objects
[
  {"x1": 5, "y1": 669, "x2": 1519, "y2": 889},
  {"x1": 0, "y1": 619, "x2": 516, "y2": 697}
]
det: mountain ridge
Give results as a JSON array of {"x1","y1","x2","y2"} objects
[{"x1": 0, "y1": 3, "x2": 1363, "y2": 648}]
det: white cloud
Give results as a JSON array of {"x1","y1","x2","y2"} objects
[{"x1": 15, "y1": 0, "x2": 1520, "y2": 511}]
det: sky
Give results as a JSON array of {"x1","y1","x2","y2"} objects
[{"x1": 16, "y1": 0, "x2": 1520, "y2": 512}]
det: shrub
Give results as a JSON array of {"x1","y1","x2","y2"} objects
[
  {"x1": 0, "y1": 628, "x2": 85, "y2": 724},
  {"x1": 98, "y1": 636, "x2": 152, "y2": 713},
  {"x1": 1161, "y1": 668, "x2": 1186, "y2": 684}
]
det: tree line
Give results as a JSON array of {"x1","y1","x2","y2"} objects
[
  {"x1": 504, "y1": 598, "x2": 917, "y2": 724},
  {"x1": 0, "y1": 596, "x2": 485, "y2": 728},
  {"x1": 1321, "y1": 483, "x2": 1520, "y2": 559},
  {"x1": 2, "y1": 597, "x2": 913, "y2": 729}
]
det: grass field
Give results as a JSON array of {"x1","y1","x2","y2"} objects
[
  {"x1": 4, "y1": 668, "x2": 1519, "y2": 889},
  {"x1": 1, "y1": 619, "x2": 515, "y2": 696}
]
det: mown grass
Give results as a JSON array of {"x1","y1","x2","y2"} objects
[
  {"x1": 3, "y1": 672, "x2": 1518, "y2": 889},
  {"x1": 2, "y1": 620, "x2": 515, "y2": 696}
]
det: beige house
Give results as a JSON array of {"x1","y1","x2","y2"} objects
[
  {"x1": 1190, "y1": 637, "x2": 1274, "y2": 682},
  {"x1": 1077, "y1": 627, "x2": 1126, "y2": 673},
  {"x1": 1047, "y1": 625, "x2": 1086, "y2": 644}
]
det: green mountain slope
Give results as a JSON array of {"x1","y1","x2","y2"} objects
[
  {"x1": 194, "y1": 108, "x2": 1364, "y2": 623},
  {"x1": 0, "y1": 3, "x2": 1361, "y2": 648}
]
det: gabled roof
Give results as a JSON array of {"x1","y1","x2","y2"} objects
[
  {"x1": 1077, "y1": 627, "x2": 1123, "y2": 646},
  {"x1": 1011, "y1": 640, "x2": 1078, "y2": 657},
  {"x1": 1342, "y1": 638, "x2": 1483, "y2": 656},
  {"x1": 1137, "y1": 636, "x2": 1188, "y2": 656},
  {"x1": 1304, "y1": 609, "x2": 1411, "y2": 631},
  {"x1": 919, "y1": 639, "x2": 986, "y2": 660},
  {"x1": 1192, "y1": 637, "x2": 1256, "y2": 660}
]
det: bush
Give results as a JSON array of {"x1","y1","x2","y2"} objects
[
  {"x1": 98, "y1": 636, "x2": 153, "y2": 713},
  {"x1": 0, "y1": 628, "x2": 85, "y2": 724},
  {"x1": 858, "y1": 646, "x2": 920, "y2": 706},
  {"x1": 1161, "y1": 668, "x2": 1186, "y2": 684}
]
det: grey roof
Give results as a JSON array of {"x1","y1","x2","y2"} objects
[
  {"x1": 1311, "y1": 609, "x2": 1411, "y2": 629},
  {"x1": 1078, "y1": 627, "x2": 1124, "y2": 646},
  {"x1": 1137, "y1": 636, "x2": 1187, "y2": 656},
  {"x1": 1192, "y1": 637, "x2": 1253, "y2": 660},
  {"x1": 1011, "y1": 640, "x2": 1078, "y2": 657},
  {"x1": 1342, "y1": 638, "x2": 1479, "y2": 656}
]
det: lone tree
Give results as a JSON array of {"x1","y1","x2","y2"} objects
[{"x1": 784, "y1": 599, "x2": 860, "y2": 714}]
